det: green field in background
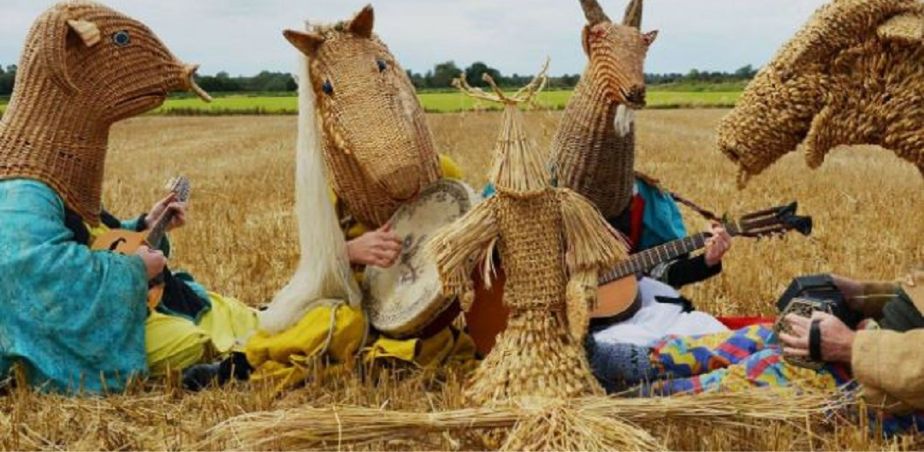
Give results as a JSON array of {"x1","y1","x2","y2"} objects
[{"x1": 0, "y1": 90, "x2": 740, "y2": 116}]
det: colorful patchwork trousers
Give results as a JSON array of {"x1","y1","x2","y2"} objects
[{"x1": 588, "y1": 324, "x2": 923, "y2": 436}]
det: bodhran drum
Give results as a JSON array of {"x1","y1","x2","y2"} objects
[{"x1": 363, "y1": 179, "x2": 480, "y2": 339}]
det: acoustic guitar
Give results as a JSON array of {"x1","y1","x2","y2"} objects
[
  {"x1": 91, "y1": 176, "x2": 191, "y2": 309},
  {"x1": 466, "y1": 202, "x2": 813, "y2": 356}
]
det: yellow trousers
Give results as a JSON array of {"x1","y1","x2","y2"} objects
[{"x1": 145, "y1": 292, "x2": 258, "y2": 376}]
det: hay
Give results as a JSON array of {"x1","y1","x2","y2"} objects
[
  {"x1": 0, "y1": 1, "x2": 209, "y2": 225},
  {"x1": 205, "y1": 389, "x2": 845, "y2": 451},
  {"x1": 550, "y1": 0, "x2": 657, "y2": 219},
  {"x1": 717, "y1": 0, "x2": 924, "y2": 185}
]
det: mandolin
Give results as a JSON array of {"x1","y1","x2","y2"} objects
[
  {"x1": 466, "y1": 202, "x2": 813, "y2": 356},
  {"x1": 91, "y1": 176, "x2": 191, "y2": 309}
]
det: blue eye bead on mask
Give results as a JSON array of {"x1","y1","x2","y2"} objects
[
  {"x1": 322, "y1": 80, "x2": 334, "y2": 95},
  {"x1": 112, "y1": 31, "x2": 131, "y2": 47}
]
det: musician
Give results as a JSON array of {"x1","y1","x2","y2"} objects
[{"x1": 590, "y1": 268, "x2": 924, "y2": 435}]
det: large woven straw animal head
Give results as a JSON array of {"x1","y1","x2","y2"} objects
[
  {"x1": 579, "y1": 0, "x2": 658, "y2": 108},
  {"x1": 0, "y1": 1, "x2": 210, "y2": 225},
  {"x1": 284, "y1": 5, "x2": 441, "y2": 227},
  {"x1": 718, "y1": 0, "x2": 924, "y2": 184},
  {"x1": 14, "y1": 1, "x2": 210, "y2": 123}
]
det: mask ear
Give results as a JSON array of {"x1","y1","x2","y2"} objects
[
  {"x1": 39, "y1": 10, "x2": 99, "y2": 93},
  {"x1": 67, "y1": 19, "x2": 101, "y2": 47},
  {"x1": 348, "y1": 5, "x2": 374, "y2": 38},
  {"x1": 284, "y1": 29, "x2": 325, "y2": 56},
  {"x1": 877, "y1": 13, "x2": 923, "y2": 42},
  {"x1": 582, "y1": 24, "x2": 606, "y2": 56},
  {"x1": 642, "y1": 30, "x2": 658, "y2": 47}
]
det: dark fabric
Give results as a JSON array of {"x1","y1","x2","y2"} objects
[
  {"x1": 62, "y1": 207, "x2": 209, "y2": 321},
  {"x1": 654, "y1": 295, "x2": 695, "y2": 313},
  {"x1": 879, "y1": 289, "x2": 924, "y2": 333},
  {"x1": 809, "y1": 319, "x2": 823, "y2": 361},
  {"x1": 661, "y1": 254, "x2": 722, "y2": 289}
]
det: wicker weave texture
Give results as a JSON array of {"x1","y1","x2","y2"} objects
[
  {"x1": 550, "y1": 2, "x2": 656, "y2": 219},
  {"x1": 0, "y1": 1, "x2": 205, "y2": 225},
  {"x1": 717, "y1": 0, "x2": 924, "y2": 183},
  {"x1": 292, "y1": 6, "x2": 441, "y2": 227}
]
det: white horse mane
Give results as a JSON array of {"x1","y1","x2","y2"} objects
[{"x1": 257, "y1": 49, "x2": 362, "y2": 335}]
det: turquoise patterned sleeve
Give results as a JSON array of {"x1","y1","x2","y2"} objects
[{"x1": 0, "y1": 180, "x2": 150, "y2": 394}]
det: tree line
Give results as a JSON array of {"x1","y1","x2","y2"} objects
[{"x1": 0, "y1": 62, "x2": 759, "y2": 96}]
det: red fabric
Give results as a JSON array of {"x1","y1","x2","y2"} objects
[
  {"x1": 627, "y1": 195, "x2": 645, "y2": 252},
  {"x1": 717, "y1": 316, "x2": 775, "y2": 330}
]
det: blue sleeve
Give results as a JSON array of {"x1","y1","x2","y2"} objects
[
  {"x1": 636, "y1": 179, "x2": 687, "y2": 250},
  {"x1": 0, "y1": 180, "x2": 150, "y2": 394}
]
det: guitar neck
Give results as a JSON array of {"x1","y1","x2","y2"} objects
[
  {"x1": 598, "y1": 222, "x2": 740, "y2": 285},
  {"x1": 146, "y1": 213, "x2": 173, "y2": 249}
]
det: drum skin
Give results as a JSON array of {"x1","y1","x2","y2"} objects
[{"x1": 363, "y1": 180, "x2": 479, "y2": 338}]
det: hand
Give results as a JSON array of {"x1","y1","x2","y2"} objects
[
  {"x1": 704, "y1": 222, "x2": 732, "y2": 267},
  {"x1": 779, "y1": 311, "x2": 856, "y2": 364},
  {"x1": 146, "y1": 193, "x2": 187, "y2": 232},
  {"x1": 347, "y1": 224, "x2": 403, "y2": 268},
  {"x1": 135, "y1": 245, "x2": 167, "y2": 281}
]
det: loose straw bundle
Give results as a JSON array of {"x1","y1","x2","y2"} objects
[
  {"x1": 205, "y1": 389, "x2": 845, "y2": 451},
  {"x1": 717, "y1": 0, "x2": 924, "y2": 185}
]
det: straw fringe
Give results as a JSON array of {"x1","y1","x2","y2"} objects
[
  {"x1": 559, "y1": 188, "x2": 629, "y2": 273},
  {"x1": 425, "y1": 197, "x2": 499, "y2": 311},
  {"x1": 205, "y1": 389, "x2": 846, "y2": 451}
]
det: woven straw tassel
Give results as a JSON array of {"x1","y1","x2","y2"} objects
[{"x1": 717, "y1": 0, "x2": 924, "y2": 184}]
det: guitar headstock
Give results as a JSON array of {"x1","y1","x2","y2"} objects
[
  {"x1": 729, "y1": 202, "x2": 813, "y2": 238},
  {"x1": 165, "y1": 176, "x2": 191, "y2": 203}
]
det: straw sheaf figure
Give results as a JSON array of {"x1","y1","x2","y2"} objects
[
  {"x1": 0, "y1": 0, "x2": 211, "y2": 225},
  {"x1": 550, "y1": 0, "x2": 658, "y2": 219},
  {"x1": 426, "y1": 64, "x2": 629, "y2": 406},
  {"x1": 718, "y1": 0, "x2": 924, "y2": 185},
  {"x1": 283, "y1": 5, "x2": 442, "y2": 228}
]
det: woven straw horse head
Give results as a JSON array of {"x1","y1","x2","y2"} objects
[
  {"x1": 0, "y1": 0, "x2": 210, "y2": 225},
  {"x1": 718, "y1": 0, "x2": 924, "y2": 185},
  {"x1": 549, "y1": 0, "x2": 658, "y2": 220},
  {"x1": 283, "y1": 5, "x2": 442, "y2": 228},
  {"x1": 577, "y1": 0, "x2": 658, "y2": 109}
]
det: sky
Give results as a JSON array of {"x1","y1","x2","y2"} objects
[{"x1": 0, "y1": 0, "x2": 830, "y2": 76}]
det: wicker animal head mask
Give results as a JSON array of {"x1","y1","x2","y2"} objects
[
  {"x1": 579, "y1": 0, "x2": 658, "y2": 108},
  {"x1": 284, "y1": 5, "x2": 442, "y2": 227},
  {"x1": 718, "y1": 0, "x2": 924, "y2": 185},
  {"x1": 0, "y1": 1, "x2": 211, "y2": 225}
]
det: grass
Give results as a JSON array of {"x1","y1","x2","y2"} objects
[
  {"x1": 1, "y1": 111, "x2": 921, "y2": 449},
  {"x1": 0, "y1": 90, "x2": 742, "y2": 117}
]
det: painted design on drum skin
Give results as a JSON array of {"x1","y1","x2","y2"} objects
[{"x1": 397, "y1": 233, "x2": 424, "y2": 284}]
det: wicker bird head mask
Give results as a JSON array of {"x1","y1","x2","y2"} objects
[
  {"x1": 0, "y1": 1, "x2": 211, "y2": 225},
  {"x1": 579, "y1": 0, "x2": 658, "y2": 109},
  {"x1": 718, "y1": 0, "x2": 924, "y2": 185},
  {"x1": 284, "y1": 5, "x2": 441, "y2": 227}
]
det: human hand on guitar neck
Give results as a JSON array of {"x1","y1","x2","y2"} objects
[
  {"x1": 144, "y1": 193, "x2": 188, "y2": 232},
  {"x1": 704, "y1": 221, "x2": 732, "y2": 267}
]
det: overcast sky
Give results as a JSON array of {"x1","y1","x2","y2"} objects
[{"x1": 0, "y1": 0, "x2": 829, "y2": 76}]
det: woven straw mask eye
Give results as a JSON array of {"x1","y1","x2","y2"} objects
[
  {"x1": 322, "y1": 80, "x2": 334, "y2": 95},
  {"x1": 376, "y1": 59, "x2": 387, "y2": 73},
  {"x1": 112, "y1": 30, "x2": 131, "y2": 47}
]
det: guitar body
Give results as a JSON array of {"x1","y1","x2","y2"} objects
[
  {"x1": 91, "y1": 229, "x2": 165, "y2": 310},
  {"x1": 466, "y1": 267, "x2": 640, "y2": 356}
]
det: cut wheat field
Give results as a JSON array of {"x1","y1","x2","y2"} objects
[{"x1": 1, "y1": 110, "x2": 922, "y2": 450}]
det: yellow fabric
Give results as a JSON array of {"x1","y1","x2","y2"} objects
[
  {"x1": 246, "y1": 302, "x2": 367, "y2": 392},
  {"x1": 852, "y1": 328, "x2": 924, "y2": 415},
  {"x1": 146, "y1": 292, "x2": 258, "y2": 376},
  {"x1": 365, "y1": 327, "x2": 476, "y2": 369}
]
